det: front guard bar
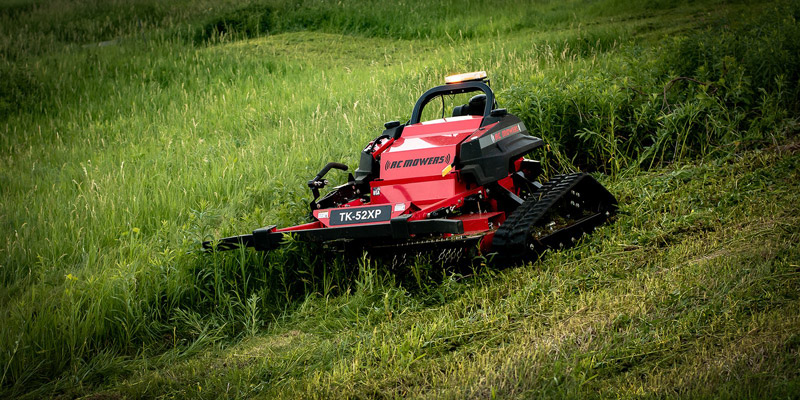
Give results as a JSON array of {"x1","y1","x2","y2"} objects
[{"x1": 203, "y1": 217, "x2": 464, "y2": 252}]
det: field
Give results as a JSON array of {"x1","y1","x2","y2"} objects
[{"x1": 1, "y1": 0, "x2": 799, "y2": 398}]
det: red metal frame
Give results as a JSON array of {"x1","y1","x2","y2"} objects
[{"x1": 283, "y1": 113, "x2": 523, "y2": 236}]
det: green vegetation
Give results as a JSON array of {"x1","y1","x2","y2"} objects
[{"x1": 1, "y1": 0, "x2": 798, "y2": 397}]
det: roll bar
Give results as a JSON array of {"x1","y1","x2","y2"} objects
[{"x1": 408, "y1": 81, "x2": 495, "y2": 125}]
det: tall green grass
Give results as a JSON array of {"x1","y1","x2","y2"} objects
[
  {"x1": 504, "y1": 1, "x2": 800, "y2": 173},
  {"x1": 0, "y1": 0, "x2": 798, "y2": 397}
]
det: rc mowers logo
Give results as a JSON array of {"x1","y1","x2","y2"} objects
[
  {"x1": 479, "y1": 122, "x2": 526, "y2": 149},
  {"x1": 385, "y1": 154, "x2": 451, "y2": 170}
]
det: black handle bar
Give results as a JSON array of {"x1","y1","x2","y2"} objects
[
  {"x1": 313, "y1": 162, "x2": 348, "y2": 182},
  {"x1": 307, "y1": 162, "x2": 349, "y2": 200}
]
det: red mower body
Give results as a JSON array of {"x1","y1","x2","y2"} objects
[{"x1": 204, "y1": 72, "x2": 617, "y2": 262}]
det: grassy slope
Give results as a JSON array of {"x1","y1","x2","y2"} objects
[
  {"x1": 105, "y1": 143, "x2": 800, "y2": 399},
  {"x1": 0, "y1": 0, "x2": 798, "y2": 398}
]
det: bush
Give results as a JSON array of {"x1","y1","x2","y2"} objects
[
  {"x1": 0, "y1": 66, "x2": 43, "y2": 117},
  {"x1": 197, "y1": 4, "x2": 275, "y2": 43},
  {"x1": 503, "y1": 2, "x2": 800, "y2": 174}
]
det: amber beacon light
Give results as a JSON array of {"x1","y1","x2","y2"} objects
[{"x1": 445, "y1": 71, "x2": 488, "y2": 84}]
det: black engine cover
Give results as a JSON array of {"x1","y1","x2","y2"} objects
[{"x1": 458, "y1": 115, "x2": 544, "y2": 186}]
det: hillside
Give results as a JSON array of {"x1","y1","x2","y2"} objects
[{"x1": 1, "y1": 0, "x2": 798, "y2": 398}]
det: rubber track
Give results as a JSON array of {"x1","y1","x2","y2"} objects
[{"x1": 492, "y1": 173, "x2": 585, "y2": 258}]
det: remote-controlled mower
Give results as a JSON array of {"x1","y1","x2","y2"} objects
[{"x1": 203, "y1": 71, "x2": 617, "y2": 263}]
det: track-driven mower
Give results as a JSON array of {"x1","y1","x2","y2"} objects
[{"x1": 203, "y1": 71, "x2": 617, "y2": 263}]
